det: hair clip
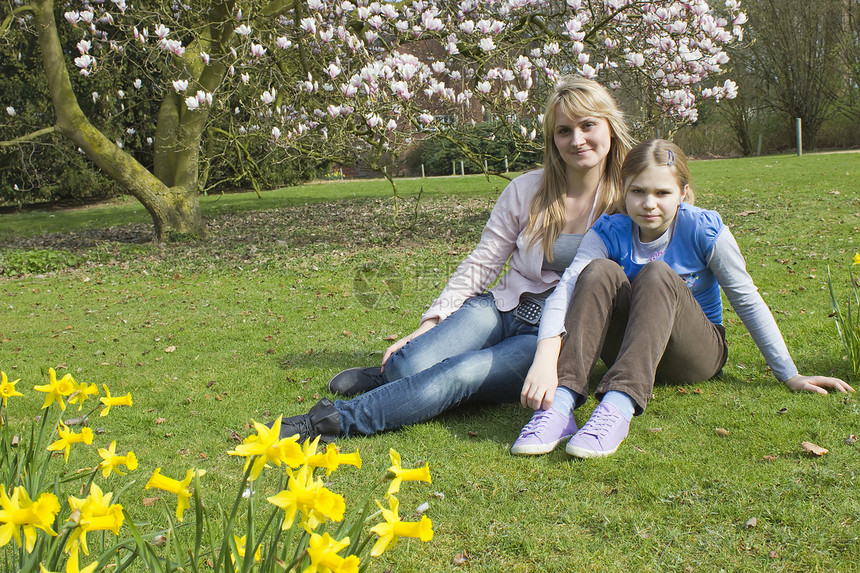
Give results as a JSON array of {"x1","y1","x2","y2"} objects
[{"x1": 666, "y1": 149, "x2": 675, "y2": 166}]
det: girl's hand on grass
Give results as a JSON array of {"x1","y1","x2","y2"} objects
[
  {"x1": 381, "y1": 318, "x2": 439, "y2": 372},
  {"x1": 521, "y1": 337, "x2": 563, "y2": 410},
  {"x1": 783, "y1": 374, "x2": 856, "y2": 394}
]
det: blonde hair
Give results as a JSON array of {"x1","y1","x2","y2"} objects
[
  {"x1": 620, "y1": 139, "x2": 696, "y2": 205},
  {"x1": 525, "y1": 76, "x2": 634, "y2": 260}
]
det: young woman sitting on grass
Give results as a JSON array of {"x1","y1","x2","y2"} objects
[
  {"x1": 269, "y1": 76, "x2": 635, "y2": 441},
  {"x1": 512, "y1": 138, "x2": 855, "y2": 458}
]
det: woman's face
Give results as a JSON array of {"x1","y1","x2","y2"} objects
[{"x1": 552, "y1": 107, "x2": 613, "y2": 176}]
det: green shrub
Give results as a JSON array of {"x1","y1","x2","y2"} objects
[
  {"x1": 0, "y1": 249, "x2": 85, "y2": 276},
  {"x1": 404, "y1": 121, "x2": 541, "y2": 176}
]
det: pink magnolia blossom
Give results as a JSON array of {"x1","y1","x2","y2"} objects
[
  {"x1": 261, "y1": 89, "x2": 276, "y2": 104},
  {"x1": 74, "y1": 54, "x2": 95, "y2": 69}
]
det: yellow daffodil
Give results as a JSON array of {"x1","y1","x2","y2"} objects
[
  {"x1": 99, "y1": 385, "x2": 132, "y2": 417},
  {"x1": 304, "y1": 532, "x2": 360, "y2": 573},
  {"x1": 227, "y1": 417, "x2": 305, "y2": 480},
  {"x1": 231, "y1": 534, "x2": 262, "y2": 564},
  {"x1": 267, "y1": 465, "x2": 345, "y2": 533},
  {"x1": 33, "y1": 368, "x2": 77, "y2": 411},
  {"x1": 369, "y1": 495, "x2": 433, "y2": 557},
  {"x1": 0, "y1": 371, "x2": 24, "y2": 407},
  {"x1": 853, "y1": 252, "x2": 860, "y2": 266},
  {"x1": 385, "y1": 449, "x2": 431, "y2": 496},
  {"x1": 68, "y1": 380, "x2": 99, "y2": 411},
  {"x1": 307, "y1": 443, "x2": 361, "y2": 476},
  {"x1": 97, "y1": 441, "x2": 138, "y2": 478},
  {"x1": 58, "y1": 551, "x2": 98, "y2": 573},
  {"x1": 0, "y1": 484, "x2": 60, "y2": 552},
  {"x1": 47, "y1": 421, "x2": 94, "y2": 463},
  {"x1": 145, "y1": 468, "x2": 204, "y2": 522},
  {"x1": 66, "y1": 483, "x2": 124, "y2": 556}
]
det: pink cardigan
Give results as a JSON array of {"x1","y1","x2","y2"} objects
[{"x1": 421, "y1": 169, "x2": 561, "y2": 324}]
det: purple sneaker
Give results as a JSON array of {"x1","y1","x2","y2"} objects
[
  {"x1": 565, "y1": 402, "x2": 631, "y2": 458},
  {"x1": 511, "y1": 408, "x2": 578, "y2": 456}
]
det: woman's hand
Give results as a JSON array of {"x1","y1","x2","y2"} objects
[
  {"x1": 783, "y1": 374, "x2": 855, "y2": 394},
  {"x1": 520, "y1": 336, "x2": 563, "y2": 410},
  {"x1": 381, "y1": 318, "x2": 439, "y2": 372}
]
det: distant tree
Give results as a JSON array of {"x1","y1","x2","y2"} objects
[
  {"x1": 743, "y1": 0, "x2": 848, "y2": 150},
  {"x1": 834, "y1": 0, "x2": 860, "y2": 124}
]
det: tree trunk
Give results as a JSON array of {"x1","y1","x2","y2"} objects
[{"x1": 32, "y1": 0, "x2": 206, "y2": 241}]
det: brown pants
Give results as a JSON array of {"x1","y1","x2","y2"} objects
[{"x1": 557, "y1": 259, "x2": 728, "y2": 415}]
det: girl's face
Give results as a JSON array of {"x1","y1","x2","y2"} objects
[
  {"x1": 625, "y1": 164, "x2": 688, "y2": 243},
  {"x1": 552, "y1": 108, "x2": 612, "y2": 177}
]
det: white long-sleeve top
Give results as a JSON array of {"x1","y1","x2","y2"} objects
[
  {"x1": 421, "y1": 170, "x2": 564, "y2": 324},
  {"x1": 538, "y1": 225, "x2": 799, "y2": 382}
]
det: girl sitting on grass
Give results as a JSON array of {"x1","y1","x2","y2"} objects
[{"x1": 512, "y1": 138, "x2": 855, "y2": 458}]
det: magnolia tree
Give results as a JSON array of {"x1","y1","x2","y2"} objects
[{"x1": 0, "y1": 0, "x2": 745, "y2": 240}]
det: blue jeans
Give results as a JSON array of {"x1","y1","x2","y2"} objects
[{"x1": 335, "y1": 294, "x2": 538, "y2": 436}]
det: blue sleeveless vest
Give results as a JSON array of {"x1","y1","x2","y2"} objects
[{"x1": 591, "y1": 203, "x2": 725, "y2": 324}]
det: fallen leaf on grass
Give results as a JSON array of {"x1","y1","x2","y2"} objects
[
  {"x1": 142, "y1": 497, "x2": 159, "y2": 507},
  {"x1": 383, "y1": 334, "x2": 399, "y2": 341},
  {"x1": 153, "y1": 534, "x2": 167, "y2": 547},
  {"x1": 716, "y1": 427, "x2": 731, "y2": 436},
  {"x1": 736, "y1": 210, "x2": 759, "y2": 217},
  {"x1": 467, "y1": 431, "x2": 479, "y2": 437},
  {"x1": 768, "y1": 550, "x2": 779, "y2": 559},
  {"x1": 649, "y1": 428, "x2": 662, "y2": 433},
  {"x1": 801, "y1": 441, "x2": 828, "y2": 456},
  {"x1": 164, "y1": 346, "x2": 176, "y2": 353},
  {"x1": 762, "y1": 455, "x2": 778, "y2": 462},
  {"x1": 676, "y1": 387, "x2": 688, "y2": 394},
  {"x1": 846, "y1": 435, "x2": 858, "y2": 446},
  {"x1": 155, "y1": 417, "x2": 166, "y2": 424},
  {"x1": 745, "y1": 517, "x2": 757, "y2": 528},
  {"x1": 453, "y1": 550, "x2": 469, "y2": 566}
]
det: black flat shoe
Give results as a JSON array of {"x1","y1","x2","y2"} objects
[
  {"x1": 270, "y1": 398, "x2": 342, "y2": 442},
  {"x1": 327, "y1": 367, "x2": 386, "y2": 396}
]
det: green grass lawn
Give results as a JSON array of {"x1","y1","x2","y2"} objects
[{"x1": 1, "y1": 152, "x2": 859, "y2": 571}]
